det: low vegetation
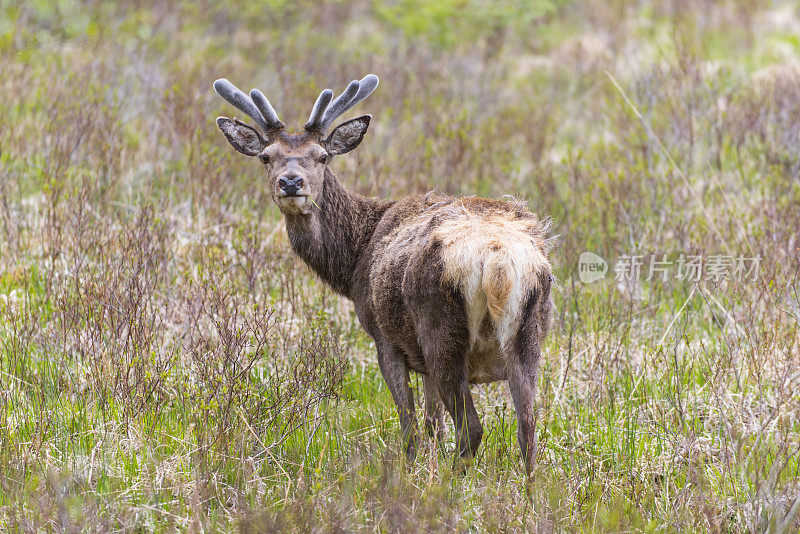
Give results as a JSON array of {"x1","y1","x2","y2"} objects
[{"x1": 1, "y1": 0, "x2": 799, "y2": 531}]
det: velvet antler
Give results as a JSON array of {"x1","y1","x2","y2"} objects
[
  {"x1": 304, "y1": 74, "x2": 379, "y2": 134},
  {"x1": 213, "y1": 78, "x2": 285, "y2": 135}
]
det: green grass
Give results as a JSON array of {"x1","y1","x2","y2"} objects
[{"x1": 1, "y1": 0, "x2": 800, "y2": 531}]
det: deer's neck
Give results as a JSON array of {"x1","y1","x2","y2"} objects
[{"x1": 283, "y1": 168, "x2": 391, "y2": 297}]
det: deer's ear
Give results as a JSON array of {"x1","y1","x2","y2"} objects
[
  {"x1": 217, "y1": 117, "x2": 267, "y2": 156},
  {"x1": 325, "y1": 115, "x2": 371, "y2": 155}
]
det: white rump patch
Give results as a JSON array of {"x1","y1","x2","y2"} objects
[{"x1": 432, "y1": 202, "x2": 550, "y2": 350}]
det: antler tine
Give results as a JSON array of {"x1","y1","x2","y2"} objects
[
  {"x1": 321, "y1": 80, "x2": 360, "y2": 130},
  {"x1": 250, "y1": 89, "x2": 285, "y2": 131},
  {"x1": 213, "y1": 78, "x2": 274, "y2": 135},
  {"x1": 304, "y1": 89, "x2": 334, "y2": 132},
  {"x1": 321, "y1": 74, "x2": 379, "y2": 130}
]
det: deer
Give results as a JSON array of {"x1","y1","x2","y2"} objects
[{"x1": 211, "y1": 74, "x2": 555, "y2": 474}]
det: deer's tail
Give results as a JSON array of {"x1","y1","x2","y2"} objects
[{"x1": 480, "y1": 244, "x2": 551, "y2": 348}]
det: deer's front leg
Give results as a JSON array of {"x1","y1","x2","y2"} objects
[{"x1": 376, "y1": 341, "x2": 419, "y2": 462}]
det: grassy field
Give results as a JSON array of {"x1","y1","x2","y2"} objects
[{"x1": 1, "y1": 0, "x2": 800, "y2": 531}]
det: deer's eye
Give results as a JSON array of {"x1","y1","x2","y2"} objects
[
  {"x1": 259, "y1": 155, "x2": 270, "y2": 164},
  {"x1": 318, "y1": 154, "x2": 328, "y2": 165}
]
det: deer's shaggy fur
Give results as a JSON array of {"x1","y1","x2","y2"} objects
[
  {"x1": 213, "y1": 75, "x2": 555, "y2": 473},
  {"x1": 370, "y1": 193, "x2": 552, "y2": 381}
]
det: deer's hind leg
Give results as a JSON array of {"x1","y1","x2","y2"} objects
[
  {"x1": 407, "y1": 288, "x2": 481, "y2": 467},
  {"x1": 422, "y1": 374, "x2": 444, "y2": 442},
  {"x1": 404, "y1": 243, "x2": 483, "y2": 470},
  {"x1": 421, "y1": 327, "x2": 482, "y2": 469},
  {"x1": 435, "y1": 367, "x2": 482, "y2": 470},
  {"x1": 506, "y1": 274, "x2": 553, "y2": 474}
]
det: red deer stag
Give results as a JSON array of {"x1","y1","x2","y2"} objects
[{"x1": 212, "y1": 74, "x2": 554, "y2": 473}]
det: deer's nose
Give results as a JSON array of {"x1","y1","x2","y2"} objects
[{"x1": 278, "y1": 175, "x2": 304, "y2": 196}]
